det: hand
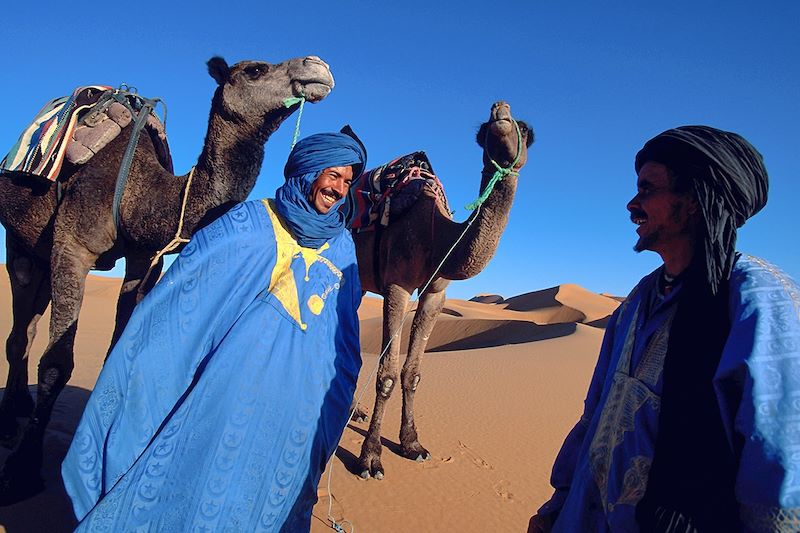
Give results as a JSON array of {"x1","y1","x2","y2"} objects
[{"x1": 527, "y1": 513, "x2": 553, "y2": 533}]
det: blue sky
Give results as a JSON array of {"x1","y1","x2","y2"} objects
[{"x1": 1, "y1": 1, "x2": 797, "y2": 300}]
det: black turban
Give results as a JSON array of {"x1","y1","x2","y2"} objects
[{"x1": 635, "y1": 125, "x2": 769, "y2": 294}]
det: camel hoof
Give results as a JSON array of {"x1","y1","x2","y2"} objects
[
  {"x1": 415, "y1": 452, "x2": 431, "y2": 462},
  {"x1": 350, "y1": 406, "x2": 368, "y2": 424},
  {"x1": 359, "y1": 470, "x2": 371, "y2": 479},
  {"x1": 374, "y1": 470, "x2": 384, "y2": 480}
]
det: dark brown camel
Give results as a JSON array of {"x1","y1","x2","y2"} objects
[
  {"x1": 0, "y1": 55, "x2": 334, "y2": 503},
  {"x1": 354, "y1": 101, "x2": 534, "y2": 479}
]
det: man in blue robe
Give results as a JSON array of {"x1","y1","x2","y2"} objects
[
  {"x1": 61, "y1": 131, "x2": 367, "y2": 532},
  {"x1": 529, "y1": 126, "x2": 799, "y2": 532}
]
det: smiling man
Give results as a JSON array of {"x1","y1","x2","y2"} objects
[
  {"x1": 529, "y1": 126, "x2": 800, "y2": 532},
  {"x1": 308, "y1": 165, "x2": 353, "y2": 213},
  {"x1": 62, "y1": 131, "x2": 367, "y2": 532}
]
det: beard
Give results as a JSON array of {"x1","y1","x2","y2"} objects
[{"x1": 633, "y1": 231, "x2": 658, "y2": 253}]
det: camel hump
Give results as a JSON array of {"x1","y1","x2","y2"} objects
[
  {"x1": 349, "y1": 151, "x2": 452, "y2": 232},
  {"x1": 1, "y1": 85, "x2": 173, "y2": 183}
]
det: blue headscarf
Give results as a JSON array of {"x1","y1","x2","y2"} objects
[{"x1": 275, "y1": 132, "x2": 367, "y2": 248}]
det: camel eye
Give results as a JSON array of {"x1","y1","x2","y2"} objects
[{"x1": 244, "y1": 65, "x2": 268, "y2": 79}]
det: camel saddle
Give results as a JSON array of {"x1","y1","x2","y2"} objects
[
  {"x1": 349, "y1": 151, "x2": 452, "y2": 233},
  {"x1": 1, "y1": 85, "x2": 173, "y2": 183}
]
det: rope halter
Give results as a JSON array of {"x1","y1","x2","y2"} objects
[
  {"x1": 465, "y1": 118, "x2": 523, "y2": 211},
  {"x1": 283, "y1": 94, "x2": 307, "y2": 149}
]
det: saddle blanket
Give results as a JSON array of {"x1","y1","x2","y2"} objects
[
  {"x1": 349, "y1": 151, "x2": 452, "y2": 232},
  {"x1": 1, "y1": 85, "x2": 172, "y2": 182}
]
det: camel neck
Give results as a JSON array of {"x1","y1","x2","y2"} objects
[
  {"x1": 185, "y1": 113, "x2": 267, "y2": 228},
  {"x1": 438, "y1": 171, "x2": 518, "y2": 280}
]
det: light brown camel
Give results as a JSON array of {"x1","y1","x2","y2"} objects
[
  {"x1": 0, "y1": 55, "x2": 334, "y2": 503},
  {"x1": 354, "y1": 101, "x2": 533, "y2": 479}
]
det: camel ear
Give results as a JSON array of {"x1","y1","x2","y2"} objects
[{"x1": 207, "y1": 57, "x2": 230, "y2": 85}]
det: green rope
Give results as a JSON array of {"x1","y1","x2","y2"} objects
[
  {"x1": 465, "y1": 119, "x2": 523, "y2": 211},
  {"x1": 283, "y1": 95, "x2": 306, "y2": 150}
]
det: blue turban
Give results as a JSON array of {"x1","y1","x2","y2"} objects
[{"x1": 275, "y1": 132, "x2": 367, "y2": 248}]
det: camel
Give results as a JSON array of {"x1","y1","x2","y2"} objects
[
  {"x1": 354, "y1": 101, "x2": 534, "y2": 479},
  {"x1": 0, "y1": 55, "x2": 334, "y2": 503}
]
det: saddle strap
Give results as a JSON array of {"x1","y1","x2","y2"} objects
[{"x1": 111, "y1": 93, "x2": 162, "y2": 230}]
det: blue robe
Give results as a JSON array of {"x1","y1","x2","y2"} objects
[
  {"x1": 539, "y1": 254, "x2": 800, "y2": 532},
  {"x1": 62, "y1": 199, "x2": 362, "y2": 532}
]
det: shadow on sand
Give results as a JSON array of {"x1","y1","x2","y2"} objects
[
  {"x1": 336, "y1": 424, "x2": 405, "y2": 476},
  {"x1": 0, "y1": 385, "x2": 91, "y2": 532},
  {"x1": 429, "y1": 321, "x2": 577, "y2": 352}
]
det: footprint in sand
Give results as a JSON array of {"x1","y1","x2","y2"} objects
[
  {"x1": 493, "y1": 480, "x2": 515, "y2": 502},
  {"x1": 457, "y1": 440, "x2": 494, "y2": 470}
]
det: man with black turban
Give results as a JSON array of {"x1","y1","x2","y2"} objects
[
  {"x1": 62, "y1": 132, "x2": 367, "y2": 531},
  {"x1": 529, "y1": 126, "x2": 799, "y2": 532}
]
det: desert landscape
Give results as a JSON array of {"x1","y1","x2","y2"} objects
[{"x1": 0, "y1": 272, "x2": 619, "y2": 532}]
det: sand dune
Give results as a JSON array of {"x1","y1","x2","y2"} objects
[{"x1": 0, "y1": 272, "x2": 617, "y2": 532}]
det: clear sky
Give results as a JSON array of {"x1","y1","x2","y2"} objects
[{"x1": 1, "y1": 1, "x2": 797, "y2": 300}]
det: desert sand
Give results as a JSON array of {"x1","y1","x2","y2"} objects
[{"x1": 0, "y1": 272, "x2": 618, "y2": 532}]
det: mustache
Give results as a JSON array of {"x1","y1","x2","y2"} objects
[
  {"x1": 321, "y1": 187, "x2": 342, "y2": 200},
  {"x1": 629, "y1": 207, "x2": 646, "y2": 221}
]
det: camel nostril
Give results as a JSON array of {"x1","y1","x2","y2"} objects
[{"x1": 303, "y1": 56, "x2": 328, "y2": 68}]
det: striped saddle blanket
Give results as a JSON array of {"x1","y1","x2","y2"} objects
[
  {"x1": 349, "y1": 151, "x2": 452, "y2": 232},
  {"x1": 1, "y1": 85, "x2": 172, "y2": 182}
]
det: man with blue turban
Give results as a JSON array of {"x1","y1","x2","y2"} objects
[
  {"x1": 61, "y1": 131, "x2": 367, "y2": 531},
  {"x1": 530, "y1": 126, "x2": 799, "y2": 532}
]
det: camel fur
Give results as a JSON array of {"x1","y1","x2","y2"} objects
[
  {"x1": 0, "y1": 55, "x2": 334, "y2": 504},
  {"x1": 354, "y1": 101, "x2": 534, "y2": 479}
]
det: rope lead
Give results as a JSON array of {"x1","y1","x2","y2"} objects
[
  {"x1": 464, "y1": 118, "x2": 523, "y2": 211},
  {"x1": 283, "y1": 95, "x2": 306, "y2": 150}
]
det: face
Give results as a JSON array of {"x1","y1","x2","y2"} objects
[
  {"x1": 309, "y1": 166, "x2": 354, "y2": 214},
  {"x1": 627, "y1": 161, "x2": 700, "y2": 256}
]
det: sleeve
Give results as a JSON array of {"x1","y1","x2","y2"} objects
[
  {"x1": 537, "y1": 306, "x2": 621, "y2": 518},
  {"x1": 718, "y1": 260, "x2": 800, "y2": 531},
  {"x1": 62, "y1": 201, "x2": 276, "y2": 518}
]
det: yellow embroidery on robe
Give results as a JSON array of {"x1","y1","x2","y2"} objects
[
  {"x1": 307, "y1": 295, "x2": 324, "y2": 315},
  {"x1": 262, "y1": 199, "x2": 340, "y2": 330}
]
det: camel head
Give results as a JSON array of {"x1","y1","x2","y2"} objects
[
  {"x1": 476, "y1": 101, "x2": 534, "y2": 172},
  {"x1": 207, "y1": 55, "x2": 334, "y2": 137}
]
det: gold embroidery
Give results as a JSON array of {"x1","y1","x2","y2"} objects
[
  {"x1": 740, "y1": 502, "x2": 800, "y2": 532},
  {"x1": 589, "y1": 302, "x2": 676, "y2": 511},
  {"x1": 614, "y1": 456, "x2": 651, "y2": 510},
  {"x1": 262, "y1": 199, "x2": 342, "y2": 330}
]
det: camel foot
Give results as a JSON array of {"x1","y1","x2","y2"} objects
[
  {"x1": 357, "y1": 451, "x2": 384, "y2": 480},
  {"x1": 401, "y1": 442, "x2": 431, "y2": 463},
  {"x1": 0, "y1": 452, "x2": 44, "y2": 506},
  {"x1": 350, "y1": 405, "x2": 368, "y2": 424},
  {"x1": 353, "y1": 405, "x2": 369, "y2": 424}
]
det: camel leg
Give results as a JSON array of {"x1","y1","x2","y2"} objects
[
  {"x1": 106, "y1": 254, "x2": 163, "y2": 358},
  {"x1": 0, "y1": 234, "x2": 96, "y2": 505},
  {"x1": 0, "y1": 239, "x2": 51, "y2": 443},
  {"x1": 399, "y1": 287, "x2": 445, "y2": 461},
  {"x1": 357, "y1": 284, "x2": 410, "y2": 480}
]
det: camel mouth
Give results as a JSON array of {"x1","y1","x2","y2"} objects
[
  {"x1": 294, "y1": 80, "x2": 334, "y2": 103},
  {"x1": 488, "y1": 118, "x2": 515, "y2": 136}
]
